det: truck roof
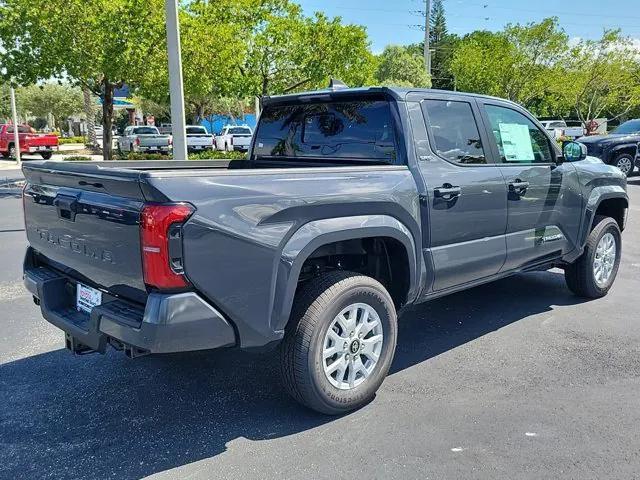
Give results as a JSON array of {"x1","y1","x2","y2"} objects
[{"x1": 262, "y1": 86, "x2": 516, "y2": 106}]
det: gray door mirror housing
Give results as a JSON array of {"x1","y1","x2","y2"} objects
[{"x1": 562, "y1": 141, "x2": 587, "y2": 162}]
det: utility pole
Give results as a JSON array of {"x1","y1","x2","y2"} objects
[
  {"x1": 165, "y1": 0, "x2": 188, "y2": 160},
  {"x1": 424, "y1": 0, "x2": 432, "y2": 77},
  {"x1": 9, "y1": 86, "x2": 21, "y2": 166}
]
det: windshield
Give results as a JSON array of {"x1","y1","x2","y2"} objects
[
  {"x1": 228, "y1": 127, "x2": 252, "y2": 135},
  {"x1": 133, "y1": 127, "x2": 159, "y2": 135},
  {"x1": 253, "y1": 98, "x2": 396, "y2": 163},
  {"x1": 186, "y1": 127, "x2": 207, "y2": 134},
  {"x1": 611, "y1": 120, "x2": 640, "y2": 135}
]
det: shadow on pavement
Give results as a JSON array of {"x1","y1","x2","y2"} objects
[{"x1": 1, "y1": 271, "x2": 586, "y2": 479}]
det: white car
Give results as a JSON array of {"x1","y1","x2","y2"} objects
[
  {"x1": 540, "y1": 120, "x2": 585, "y2": 140},
  {"x1": 214, "y1": 125, "x2": 253, "y2": 152},
  {"x1": 186, "y1": 125, "x2": 214, "y2": 152}
]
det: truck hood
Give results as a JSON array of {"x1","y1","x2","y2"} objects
[{"x1": 579, "y1": 134, "x2": 640, "y2": 145}]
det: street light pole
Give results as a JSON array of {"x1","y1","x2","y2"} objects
[
  {"x1": 164, "y1": 0, "x2": 188, "y2": 160},
  {"x1": 424, "y1": 0, "x2": 431, "y2": 77},
  {"x1": 9, "y1": 87, "x2": 21, "y2": 166}
]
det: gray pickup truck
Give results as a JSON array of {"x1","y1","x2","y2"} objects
[{"x1": 22, "y1": 86, "x2": 628, "y2": 414}]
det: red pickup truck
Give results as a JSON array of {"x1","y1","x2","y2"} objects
[{"x1": 0, "y1": 124, "x2": 59, "y2": 160}]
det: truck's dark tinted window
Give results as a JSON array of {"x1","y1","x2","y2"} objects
[
  {"x1": 253, "y1": 100, "x2": 396, "y2": 162},
  {"x1": 132, "y1": 127, "x2": 158, "y2": 135},
  {"x1": 423, "y1": 100, "x2": 486, "y2": 164},
  {"x1": 485, "y1": 105, "x2": 553, "y2": 164}
]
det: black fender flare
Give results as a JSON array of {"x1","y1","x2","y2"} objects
[{"x1": 271, "y1": 215, "x2": 419, "y2": 334}]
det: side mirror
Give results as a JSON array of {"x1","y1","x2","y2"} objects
[{"x1": 562, "y1": 141, "x2": 587, "y2": 162}]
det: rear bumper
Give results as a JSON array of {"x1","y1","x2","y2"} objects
[
  {"x1": 26, "y1": 145, "x2": 57, "y2": 153},
  {"x1": 24, "y1": 264, "x2": 236, "y2": 356}
]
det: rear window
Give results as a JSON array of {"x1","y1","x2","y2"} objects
[
  {"x1": 5, "y1": 125, "x2": 33, "y2": 134},
  {"x1": 253, "y1": 99, "x2": 396, "y2": 162},
  {"x1": 228, "y1": 127, "x2": 252, "y2": 135},
  {"x1": 133, "y1": 127, "x2": 159, "y2": 135},
  {"x1": 186, "y1": 126, "x2": 207, "y2": 134}
]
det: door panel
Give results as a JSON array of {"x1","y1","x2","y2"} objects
[
  {"x1": 410, "y1": 95, "x2": 508, "y2": 292},
  {"x1": 478, "y1": 101, "x2": 583, "y2": 270}
]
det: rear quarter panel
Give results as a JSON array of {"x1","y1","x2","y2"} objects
[{"x1": 145, "y1": 165, "x2": 421, "y2": 347}]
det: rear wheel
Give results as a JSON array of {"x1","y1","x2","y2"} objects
[
  {"x1": 280, "y1": 271, "x2": 397, "y2": 415},
  {"x1": 40, "y1": 152, "x2": 52, "y2": 160},
  {"x1": 8, "y1": 144, "x2": 16, "y2": 159},
  {"x1": 613, "y1": 153, "x2": 634, "y2": 177},
  {"x1": 565, "y1": 215, "x2": 621, "y2": 298}
]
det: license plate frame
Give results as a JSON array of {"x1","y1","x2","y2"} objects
[{"x1": 76, "y1": 283, "x2": 102, "y2": 314}]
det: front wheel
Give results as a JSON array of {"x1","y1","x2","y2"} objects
[
  {"x1": 613, "y1": 153, "x2": 634, "y2": 177},
  {"x1": 280, "y1": 271, "x2": 398, "y2": 415},
  {"x1": 565, "y1": 215, "x2": 621, "y2": 298}
]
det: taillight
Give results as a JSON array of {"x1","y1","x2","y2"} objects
[
  {"x1": 168, "y1": 136, "x2": 173, "y2": 146},
  {"x1": 135, "y1": 138, "x2": 141, "y2": 146},
  {"x1": 140, "y1": 203, "x2": 194, "y2": 289}
]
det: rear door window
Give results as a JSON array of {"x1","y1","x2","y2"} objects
[
  {"x1": 253, "y1": 99, "x2": 397, "y2": 163},
  {"x1": 422, "y1": 99, "x2": 487, "y2": 164}
]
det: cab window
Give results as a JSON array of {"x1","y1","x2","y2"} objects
[
  {"x1": 485, "y1": 105, "x2": 554, "y2": 164},
  {"x1": 422, "y1": 99, "x2": 487, "y2": 165}
]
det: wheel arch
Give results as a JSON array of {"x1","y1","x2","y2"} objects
[
  {"x1": 579, "y1": 188, "x2": 628, "y2": 247},
  {"x1": 271, "y1": 215, "x2": 419, "y2": 334},
  {"x1": 607, "y1": 144, "x2": 637, "y2": 164}
]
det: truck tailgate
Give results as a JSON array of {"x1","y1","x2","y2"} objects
[{"x1": 22, "y1": 163, "x2": 148, "y2": 302}]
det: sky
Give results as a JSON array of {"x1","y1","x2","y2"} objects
[{"x1": 297, "y1": 0, "x2": 640, "y2": 52}]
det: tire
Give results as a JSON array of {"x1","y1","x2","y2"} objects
[
  {"x1": 40, "y1": 152, "x2": 52, "y2": 160},
  {"x1": 565, "y1": 215, "x2": 621, "y2": 298},
  {"x1": 613, "y1": 153, "x2": 634, "y2": 177},
  {"x1": 280, "y1": 271, "x2": 398, "y2": 415},
  {"x1": 8, "y1": 144, "x2": 16, "y2": 159}
]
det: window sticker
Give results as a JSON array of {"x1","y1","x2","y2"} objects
[{"x1": 498, "y1": 123, "x2": 534, "y2": 162}]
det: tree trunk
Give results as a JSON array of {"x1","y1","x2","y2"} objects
[
  {"x1": 83, "y1": 86, "x2": 97, "y2": 147},
  {"x1": 102, "y1": 80, "x2": 114, "y2": 160},
  {"x1": 193, "y1": 104, "x2": 205, "y2": 125}
]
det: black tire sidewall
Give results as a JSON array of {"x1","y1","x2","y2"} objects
[
  {"x1": 585, "y1": 218, "x2": 622, "y2": 295},
  {"x1": 307, "y1": 282, "x2": 397, "y2": 413}
]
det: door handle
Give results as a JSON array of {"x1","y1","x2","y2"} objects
[
  {"x1": 434, "y1": 184, "x2": 461, "y2": 200},
  {"x1": 508, "y1": 180, "x2": 529, "y2": 195}
]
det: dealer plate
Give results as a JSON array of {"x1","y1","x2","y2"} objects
[{"x1": 76, "y1": 283, "x2": 102, "y2": 314}]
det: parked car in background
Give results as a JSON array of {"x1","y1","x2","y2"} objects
[
  {"x1": 0, "y1": 124, "x2": 58, "y2": 159},
  {"x1": 117, "y1": 126, "x2": 172, "y2": 154},
  {"x1": 578, "y1": 119, "x2": 640, "y2": 177},
  {"x1": 21, "y1": 86, "x2": 628, "y2": 415},
  {"x1": 214, "y1": 125, "x2": 253, "y2": 152},
  {"x1": 540, "y1": 119, "x2": 585, "y2": 140},
  {"x1": 186, "y1": 125, "x2": 214, "y2": 152},
  {"x1": 158, "y1": 123, "x2": 173, "y2": 135}
]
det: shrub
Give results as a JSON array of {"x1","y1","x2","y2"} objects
[
  {"x1": 115, "y1": 150, "x2": 247, "y2": 161},
  {"x1": 58, "y1": 136, "x2": 87, "y2": 145},
  {"x1": 63, "y1": 156, "x2": 93, "y2": 162},
  {"x1": 188, "y1": 150, "x2": 246, "y2": 160}
]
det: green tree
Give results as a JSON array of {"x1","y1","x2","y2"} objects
[
  {"x1": 0, "y1": 0, "x2": 167, "y2": 159},
  {"x1": 375, "y1": 45, "x2": 431, "y2": 88},
  {"x1": 242, "y1": 5, "x2": 375, "y2": 96},
  {"x1": 564, "y1": 31, "x2": 640, "y2": 125},
  {"x1": 17, "y1": 83, "x2": 84, "y2": 128},
  {"x1": 450, "y1": 18, "x2": 569, "y2": 109}
]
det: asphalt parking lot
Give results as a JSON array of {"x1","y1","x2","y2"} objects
[{"x1": 1, "y1": 177, "x2": 639, "y2": 480}]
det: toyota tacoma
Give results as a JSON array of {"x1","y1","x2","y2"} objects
[{"x1": 22, "y1": 86, "x2": 628, "y2": 414}]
